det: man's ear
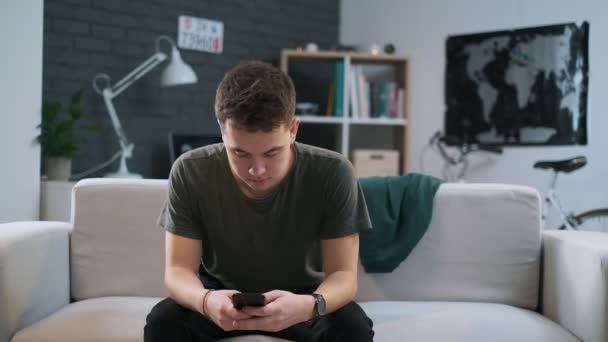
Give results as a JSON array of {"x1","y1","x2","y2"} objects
[
  {"x1": 218, "y1": 120, "x2": 225, "y2": 135},
  {"x1": 289, "y1": 118, "x2": 300, "y2": 143}
]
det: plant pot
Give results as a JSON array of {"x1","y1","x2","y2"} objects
[{"x1": 46, "y1": 157, "x2": 72, "y2": 181}]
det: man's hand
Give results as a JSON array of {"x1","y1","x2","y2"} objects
[
  {"x1": 204, "y1": 290, "x2": 253, "y2": 331},
  {"x1": 233, "y1": 290, "x2": 315, "y2": 332}
]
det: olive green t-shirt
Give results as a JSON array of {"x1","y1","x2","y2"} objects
[{"x1": 158, "y1": 142, "x2": 371, "y2": 293}]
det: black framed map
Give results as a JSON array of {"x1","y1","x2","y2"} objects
[{"x1": 445, "y1": 22, "x2": 589, "y2": 145}]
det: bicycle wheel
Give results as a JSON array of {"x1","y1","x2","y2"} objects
[{"x1": 559, "y1": 208, "x2": 608, "y2": 232}]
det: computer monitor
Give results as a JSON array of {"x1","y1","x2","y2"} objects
[{"x1": 168, "y1": 132, "x2": 222, "y2": 163}]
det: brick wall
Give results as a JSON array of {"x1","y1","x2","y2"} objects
[{"x1": 43, "y1": 0, "x2": 339, "y2": 178}]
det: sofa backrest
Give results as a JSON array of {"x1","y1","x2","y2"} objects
[
  {"x1": 355, "y1": 183, "x2": 542, "y2": 310},
  {"x1": 70, "y1": 178, "x2": 168, "y2": 300},
  {"x1": 70, "y1": 179, "x2": 541, "y2": 310}
]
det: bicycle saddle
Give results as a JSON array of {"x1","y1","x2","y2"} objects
[{"x1": 533, "y1": 155, "x2": 587, "y2": 173}]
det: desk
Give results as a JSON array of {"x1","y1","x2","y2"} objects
[{"x1": 40, "y1": 180, "x2": 77, "y2": 222}]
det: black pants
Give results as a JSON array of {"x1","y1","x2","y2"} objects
[{"x1": 144, "y1": 297, "x2": 374, "y2": 342}]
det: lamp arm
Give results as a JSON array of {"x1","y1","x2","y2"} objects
[
  {"x1": 101, "y1": 89, "x2": 131, "y2": 152},
  {"x1": 88, "y1": 35, "x2": 192, "y2": 179},
  {"x1": 94, "y1": 51, "x2": 168, "y2": 157},
  {"x1": 109, "y1": 52, "x2": 168, "y2": 98}
]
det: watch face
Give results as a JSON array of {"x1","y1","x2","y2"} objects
[{"x1": 313, "y1": 293, "x2": 326, "y2": 316}]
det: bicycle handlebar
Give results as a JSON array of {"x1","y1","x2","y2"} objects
[
  {"x1": 438, "y1": 135, "x2": 460, "y2": 145},
  {"x1": 431, "y1": 131, "x2": 503, "y2": 155},
  {"x1": 477, "y1": 144, "x2": 503, "y2": 154}
]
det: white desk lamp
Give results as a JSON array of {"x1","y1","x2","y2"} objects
[{"x1": 92, "y1": 35, "x2": 197, "y2": 178}]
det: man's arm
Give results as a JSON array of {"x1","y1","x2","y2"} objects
[
  {"x1": 165, "y1": 231, "x2": 251, "y2": 329},
  {"x1": 236, "y1": 232, "x2": 360, "y2": 332},
  {"x1": 164, "y1": 231, "x2": 205, "y2": 312},
  {"x1": 314, "y1": 232, "x2": 360, "y2": 314}
]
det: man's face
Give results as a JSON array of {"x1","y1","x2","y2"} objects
[{"x1": 221, "y1": 119, "x2": 299, "y2": 198}]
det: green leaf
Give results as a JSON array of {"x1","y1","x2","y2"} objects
[
  {"x1": 68, "y1": 88, "x2": 84, "y2": 120},
  {"x1": 36, "y1": 88, "x2": 99, "y2": 159}
]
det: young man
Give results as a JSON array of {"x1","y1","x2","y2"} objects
[{"x1": 145, "y1": 61, "x2": 374, "y2": 341}]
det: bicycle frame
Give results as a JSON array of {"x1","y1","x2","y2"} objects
[
  {"x1": 426, "y1": 132, "x2": 503, "y2": 183},
  {"x1": 433, "y1": 137, "x2": 469, "y2": 182},
  {"x1": 543, "y1": 171, "x2": 578, "y2": 230}
]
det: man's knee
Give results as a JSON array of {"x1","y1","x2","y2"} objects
[
  {"x1": 325, "y1": 302, "x2": 374, "y2": 341},
  {"x1": 144, "y1": 297, "x2": 189, "y2": 340}
]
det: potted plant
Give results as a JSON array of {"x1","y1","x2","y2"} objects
[{"x1": 37, "y1": 89, "x2": 89, "y2": 181}]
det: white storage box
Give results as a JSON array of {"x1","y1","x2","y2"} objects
[{"x1": 353, "y1": 149, "x2": 399, "y2": 177}]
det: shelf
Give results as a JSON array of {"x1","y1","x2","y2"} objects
[
  {"x1": 349, "y1": 118, "x2": 406, "y2": 126},
  {"x1": 296, "y1": 116, "x2": 406, "y2": 126},
  {"x1": 281, "y1": 49, "x2": 408, "y2": 63},
  {"x1": 296, "y1": 115, "x2": 345, "y2": 124}
]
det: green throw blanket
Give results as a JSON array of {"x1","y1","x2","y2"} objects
[{"x1": 359, "y1": 173, "x2": 443, "y2": 273}]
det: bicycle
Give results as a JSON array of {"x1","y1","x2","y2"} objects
[
  {"x1": 422, "y1": 131, "x2": 503, "y2": 183},
  {"x1": 424, "y1": 132, "x2": 608, "y2": 232},
  {"x1": 534, "y1": 156, "x2": 608, "y2": 232}
]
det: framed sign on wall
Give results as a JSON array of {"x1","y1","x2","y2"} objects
[{"x1": 178, "y1": 15, "x2": 224, "y2": 54}]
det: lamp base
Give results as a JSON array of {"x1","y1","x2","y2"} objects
[{"x1": 104, "y1": 150, "x2": 142, "y2": 179}]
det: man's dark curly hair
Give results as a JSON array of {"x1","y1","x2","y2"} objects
[{"x1": 215, "y1": 61, "x2": 296, "y2": 132}]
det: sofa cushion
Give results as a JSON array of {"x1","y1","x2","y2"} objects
[
  {"x1": 360, "y1": 301, "x2": 580, "y2": 342},
  {"x1": 12, "y1": 297, "x2": 578, "y2": 342},
  {"x1": 11, "y1": 297, "x2": 161, "y2": 342},
  {"x1": 70, "y1": 179, "x2": 168, "y2": 300},
  {"x1": 356, "y1": 183, "x2": 542, "y2": 310},
  {"x1": 10, "y1": 297, "x2": 289, "y2": 342}
]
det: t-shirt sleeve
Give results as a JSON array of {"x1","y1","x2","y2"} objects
[
  {"x1": 320, "y1": 158, "x2": 372, "y2": 239},
  {"x1": 157, "y1": 158, "x2": 203, "y2": 240}
]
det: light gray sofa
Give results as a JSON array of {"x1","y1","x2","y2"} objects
[{"x1": 1, "y1": 178, "x2": 606, "y2": 342}]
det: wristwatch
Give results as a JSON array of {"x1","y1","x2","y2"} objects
[{"x1": 310, "y1": 293, "x2": 326, "y2": 318}]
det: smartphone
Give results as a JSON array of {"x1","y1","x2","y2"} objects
[{"x1": 231, "y1": 292, "x2": 266, "y2": 310}]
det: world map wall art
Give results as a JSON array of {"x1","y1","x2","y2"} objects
[{"x1": 444, "y1": 22, "x2": 589, "y2": 146}]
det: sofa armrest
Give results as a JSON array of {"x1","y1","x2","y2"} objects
[
  {"x1": 542, "y1": 230, "x2": 608, "y2": 342},
  {"x1": 0, "y1": 221, "x2": 71, "y2": 342}
]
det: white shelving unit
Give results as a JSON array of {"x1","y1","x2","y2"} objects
[{"x1": 281, "y1": 49, "x2": 410, "y2": 173}]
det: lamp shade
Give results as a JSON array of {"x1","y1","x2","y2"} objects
[{"x1": 160, "y1": 47, "x2": 198, "y2": 87}]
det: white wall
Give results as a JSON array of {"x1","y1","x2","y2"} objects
[
  {"x1": 0, "y1": 0, "x2": 44, "y2": 222},
  {"x1": 341, "y1": 0, "x2": 608, "y2": 228}
]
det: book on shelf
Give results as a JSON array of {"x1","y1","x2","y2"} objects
[
  {"x1": 349, "y1": 65, "x2": 360, "y2": 118},
  {"x1": 334, "y1": 61, "x2": 345, "y2": 117},
  {"x1": 358, "y1": 67, "x2": 370, "y2": 119},
  {"x1": 397, "y1": 88, "x2": 405, "y2": 118},
  {"x1": 347, "y1": 65, "x2": 404, "y2": 119},
  {"x1": 325, "y1": 83, "x2": 335, "y2": 116},
  {"x1": 368, "y1": 81, "x2": 404, "y2": 118},
  {"x1": 349, "y1": 65, "x2": 370, "y2": 119}
]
